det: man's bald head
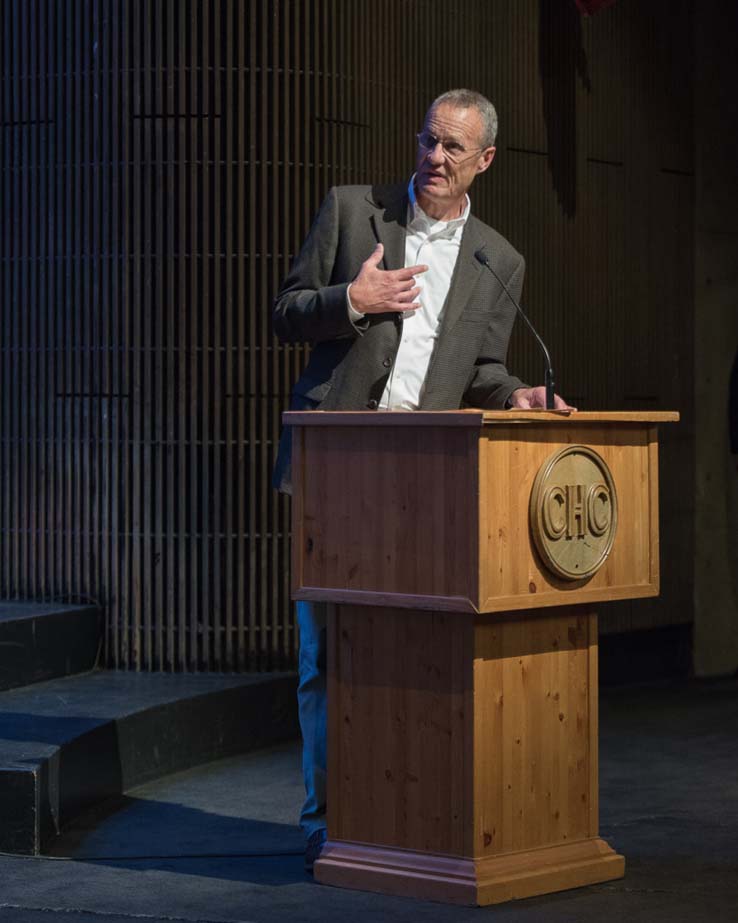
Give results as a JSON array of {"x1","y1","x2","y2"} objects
[{"x1": 428, "y1": 89, "x2": 498, "y2": 148}]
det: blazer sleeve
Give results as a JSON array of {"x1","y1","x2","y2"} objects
[
  {"x1": 462, "y1": 255, "x2": 529, "y2": 409},
  {"x1": 272, "y1": 187, "x2": 369, "y2": 344}
]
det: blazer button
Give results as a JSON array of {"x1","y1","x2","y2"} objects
[
  {"x1": 367, "y1": 399, "x2": 378, "y2": 410},
  {"x1": 382, "y1": 357, "x2": 392, "y2": 368}
]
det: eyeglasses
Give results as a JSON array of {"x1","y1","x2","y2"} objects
[{"x1": 416, "y1": 130, "x2": 484, "y2": 163}]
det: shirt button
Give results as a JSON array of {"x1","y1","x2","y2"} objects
[
  {"x1": 367, "y1": 399, "x2": 378, "y2": 410},
  {"x1": 382, "y1": 357, "x2": 392, "y2": 368}
]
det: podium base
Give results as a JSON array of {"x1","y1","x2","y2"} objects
[{"x1": 315, "y1": 837, "x2": 625, "y2": 906}]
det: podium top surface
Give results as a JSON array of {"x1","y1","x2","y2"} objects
[{"x1": 283, "y1": 409, "x2": 680, "y2": 427}]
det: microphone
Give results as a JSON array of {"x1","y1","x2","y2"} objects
[{"x1": 474, "y1": 249, "x2": 556, "y2": 411}]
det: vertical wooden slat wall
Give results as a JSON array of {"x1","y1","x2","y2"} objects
[{"x1": 0, "y1": 0, "x2": 694, "y2": 672}]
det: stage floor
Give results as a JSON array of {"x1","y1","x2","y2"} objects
[{"x1": 0, "y1": 678, "x2": 736, "y2": 923}]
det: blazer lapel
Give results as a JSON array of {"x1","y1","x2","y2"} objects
[
  {"x1": 368, "y1": 185, "x2": 408, "y2": 271},
  {"x1": 435, "y1": 216, "x2": 484, "y2": 337}
]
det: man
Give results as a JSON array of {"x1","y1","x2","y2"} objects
[{"x1": 272, "y1": 89, "x2": 572, "y2": 871}]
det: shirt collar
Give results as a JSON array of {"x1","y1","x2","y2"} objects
[{"x1": 408, "y1": 174, "x2": 470, "y2": 234}]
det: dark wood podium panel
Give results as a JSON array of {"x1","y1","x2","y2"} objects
[
  {"x1": 327, "y1": 604, "x2": 474, "y2": 857},
  {"x1": 293, "y1": 420, "x2": 480, "y2": 608}
]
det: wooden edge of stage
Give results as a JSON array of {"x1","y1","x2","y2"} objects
[
  {"x1": 283, "y1": 409, "x2": 680, "y2": 426},
  {"x1": 315, "y1": 838, "x2": 625, "y2": 907}
]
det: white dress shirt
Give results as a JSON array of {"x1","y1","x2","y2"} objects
[{"x1": 348, "y1": 176, "x2": 470, "y2": 410}]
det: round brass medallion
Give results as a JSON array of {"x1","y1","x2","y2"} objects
[{"x1": 529, "y1": 445, "x2": 618, "y2": 581}]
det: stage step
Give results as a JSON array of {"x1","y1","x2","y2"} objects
[
  {"x1": 0, "y1": 669, "x2": 298, "y2": 855},
  {"x1": 0, "y1": 602, "x2": 101, "y2": 692}
]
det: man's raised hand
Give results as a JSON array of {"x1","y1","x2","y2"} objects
[{"x1": 348, "y1": 243, "x2": 428, "y2": 315}]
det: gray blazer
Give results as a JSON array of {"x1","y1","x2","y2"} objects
[{"x1": 272, "y1": 183, "x2": 528, "y2": 492}]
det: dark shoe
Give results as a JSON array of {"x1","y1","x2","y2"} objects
[{"x1": 305, "y1": 828, "x2": 327, "y2": 873}]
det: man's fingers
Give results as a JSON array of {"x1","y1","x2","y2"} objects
[
  {"x1": 395, "y1": 286, "x2": 421, "y2": 302},
  {"x1": 390, "y1": 264, "x2": 428, "y2": 281},
  {"x1": 365, "y1": 242, "x2": 384, "y2": 268},
  {"x1": 551, "y1": 393, "x2": 577, "y2": 411},
  {"x1": 363, "y1": 256, "x2": 427, "y2": 281},
  {"x1": 394, "y1": 277, "x2": 420, "y2": 293}
]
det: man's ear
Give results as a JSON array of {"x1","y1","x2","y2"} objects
[{"x1": 477, "y1": 146, "x2": 496, "y2": 174}]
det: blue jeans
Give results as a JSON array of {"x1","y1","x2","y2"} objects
[{"x1": 296, "y1": 600, "x2": 327, "y2": 840}]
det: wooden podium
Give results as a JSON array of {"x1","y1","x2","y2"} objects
[{"x1": 286, "y1": 409, "x2": 677, "y2": 906}]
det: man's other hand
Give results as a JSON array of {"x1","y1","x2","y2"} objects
[
  {"x1": 349, "y1": 243, "x2": 428, "y2": 315},
  {"x1": 509, "y1": 386, "x2": 577, "y2": 411}
]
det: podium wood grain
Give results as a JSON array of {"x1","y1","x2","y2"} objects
[
  {"x1": 292, "y1": 413, "x2": 666, "y2": 613},
  {"x1": 287, "y1": 411, "x2": 674, "y2": 905},
  {"x1": 321, "y1": 603, "x2": 622, "y2": 904}
]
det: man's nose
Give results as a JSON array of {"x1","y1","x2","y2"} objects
[{"x1": 427, "y1": 142, "x2": 446, "y2": 165}]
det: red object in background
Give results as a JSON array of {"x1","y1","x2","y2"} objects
[{"x1": 575, "y1": 0, "x2": 617, "y2": 13}]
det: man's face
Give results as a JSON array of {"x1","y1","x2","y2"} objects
[{"x1": 415, "y1": 103, "x2": 496, "y2": 213}]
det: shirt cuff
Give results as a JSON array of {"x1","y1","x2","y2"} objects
[{"x1": 346, "y1": 283, "x2": 366, "y2": 322}]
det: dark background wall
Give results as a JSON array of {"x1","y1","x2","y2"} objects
[
  {"x1": 0, "y1": 0, "x2": 697, "y2": 673},
  {"x1": 694, "y1": 0, "x2": 738, "y2": 676}
]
